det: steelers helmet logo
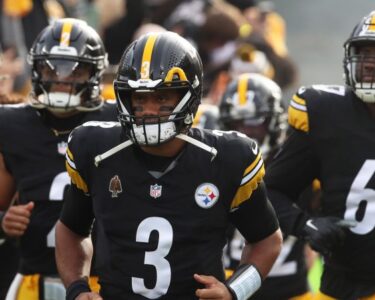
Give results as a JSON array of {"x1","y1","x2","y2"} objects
[{"x1": 195, "y1": 183, "x2": 219, "y2": 209}]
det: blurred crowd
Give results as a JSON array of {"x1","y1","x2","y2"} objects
[{"x1": 0, "y1": 0, "x2": 298, "y2": 106}]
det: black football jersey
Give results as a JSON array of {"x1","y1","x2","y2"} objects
[
  {"x1": 0, "y1": 102, "x2": 117, "y2": 275},
  {"x1": 64, "y1": 124, "x2": 279, "y2": 299},
  {"x1": 266, "y1": 85, "x2": 375, "y2": 297}
]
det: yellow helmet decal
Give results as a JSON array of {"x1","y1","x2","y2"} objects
[
  {"x1": 238, "y1": 73, "x2": 249, "y2": 106},
  {"x1": 141, "y1": 33, "x2": 158, "y2": 79},
  {"x1": 60, "y1": 21, "x2": 73, "y2": 47},
  {"x1": 369, "y1": 15, "x2": 375, "y2": 31},
  {"x1": 164, "y1": 67, "x2": 188, "y2": 82}
]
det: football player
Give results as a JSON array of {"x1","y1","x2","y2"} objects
[
  {"x1": 219, "y1": 73, "x2": 314, "y2": 300},
  {"x1": 0, "y1": 19, "x2": 117, "y2": 300},
  {"x1": 265, "y1": 11, "x2": 375, "y2": 299},
  {"x1": 55, "y1": 31, "x2": 283, "y2": 300}
]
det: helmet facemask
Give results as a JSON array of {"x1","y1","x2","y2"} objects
[
  {"x1": 30, "y1": 58, "x2": 103, "y2": 113},
  {"x1": 115, "y1": 77, "x2": 200, "y2": 146},
  {"x1": 344, "y1": 42, "x2": 375, "y2": 102},
  {"x1": 28, "y1": 19, "x2": 108, "y2": 113}
]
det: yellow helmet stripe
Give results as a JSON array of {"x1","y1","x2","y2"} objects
[
  {"x1": 141, "y1": 34, "x2": 158, "y2": 79},
  {"x1": 60, "y1": 21, "x2": 73, "y2": 47},
  {"x1": 238, "y1": 73, "x2": 249, "y2": 106},
  {"x1": 370, "y1": 16, "x2": 375, "y2": 31}
]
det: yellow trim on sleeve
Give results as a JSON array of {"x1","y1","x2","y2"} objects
[
  {"x1": 141, "y1": 34, "x2": 158, "y2": 79},
  {"x1": 243, "y1": 152, "x2": 261, "y2": 177},
  {"x1": 66, "y1": 161, "x2": 88, "y2": 193},
  {"x1": 66, "y1": 147, "x2": 74, "y2": 161},
  {"x1": 288, "y1": 95, "x2": 309, "y2": 132},
  {"x1": 230, "y1": 162, "x2": 265, "y2": 209}
]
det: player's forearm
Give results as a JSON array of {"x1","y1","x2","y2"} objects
[
  {"x1": 240, "y1": 228, "x2": 283, "y2": 278},
  {"x1": 55, "y1": 220, "x2": 93, "y2": 287}
]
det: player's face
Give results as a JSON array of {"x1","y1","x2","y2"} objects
[
  {"x1": 131, "y1": 89, "x2": 181, "y2": 124},
  {"x1": 355, "y1": 45, "x2": 375, "y2": 83},
  {"x1": 225, "y1": 119, "x2": 268, "y2": 144},
  {"x1": 38, "y1": 61, "x2": 92, "y2": 93}
]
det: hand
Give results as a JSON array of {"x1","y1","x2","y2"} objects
[
  {"x1": 302, "y1": 217, "x2": 356, "y2": 256},
  {"x1": 194, "y1": 274, "x2": 232, "y2": 300},
  {"x1": 76, "y1": 292, "x2": 103, "y2": 300},
  {"x1": 1, "y1": 202, "x2": 34, "y2": 237}
]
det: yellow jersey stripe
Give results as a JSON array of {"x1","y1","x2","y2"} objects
[
  {"x1": 243, "y1": 152, "x2": 262, "y2": 179},
  {"x1": 231, "y1": 163, "x2": 265, "y2": 209},
  {"x1": 238, "y1": 73, "x2": 249, "y2": 106},
  {"x1": 241, "y1": 156, "x2": 264, "y2": 186},
  {"x1": 60, "y1": 21, "x2": 73, "y2": 47},
  {"x1": 288, "y1": 95, "x2": 309, "y2": 132},
  {"x1": 141, "y1": 34, "x2": 158, "y2": 79},
  {"x1": 66, "y1": 161, "x2": 89, "y2": 193}
]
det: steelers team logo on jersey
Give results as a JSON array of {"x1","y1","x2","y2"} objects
[{"x1": 195, "y1": 183, "x2": 219, "y2": 208}]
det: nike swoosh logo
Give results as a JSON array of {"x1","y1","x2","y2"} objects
[
  {"x1": 251, "y1": 142, "x2": 258, "y2": 155},
  {"x1": 306, "y1": 219, "x2": 318, "y2": 230}
]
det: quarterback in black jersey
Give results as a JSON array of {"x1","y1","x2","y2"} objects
[
  {"x1": 219, "y1": 73, "x2": 314, "y2": 300},
  {"x1": 0, "y1": 19, "x2": 117, "y2": 299},
  {"x1": 56, "y1": 31, "x2": 282, "y2": 300},
  {"x1": 265, "y1": 11, "x2": 375, "y2": 300}
]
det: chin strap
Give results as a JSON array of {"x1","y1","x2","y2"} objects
[
  {"x1": 94, "y1": 133, "x2": 218, "y2": 167},
  {"x1": 94, "y1": 140, "x2": 134, "y2": 167},
  {"x1": 176, "y1": 133, "x2": 217, "y2": 161}
]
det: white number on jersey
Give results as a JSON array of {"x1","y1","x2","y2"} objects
[
  {"x1": 132, "y1": 217, "x2": 173, "y2": 299},
  {"x1": 47, "y1": 171, "x2": 70, "y2": 248},
  {"x1": 344, "y1": 160, "x2": 375, "y2": 235}
]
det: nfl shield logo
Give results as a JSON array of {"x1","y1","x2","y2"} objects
[
  {"x1": 57, "y1": 141, "x2": 68, "y2": 156},
  {"x1": 150, "y1": 184, "x2": 162, "y2": 199}
]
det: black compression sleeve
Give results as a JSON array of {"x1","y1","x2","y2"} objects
[{"x1": 60, "y1": 185, "x2": 94, "y2": 237}]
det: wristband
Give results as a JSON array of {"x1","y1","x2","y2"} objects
[
  {"x1": 225, "y1": 264, "x2": 262, "y2": 300},
  {"x1": 66, "y1": 279, "x2": 91, "y2": 300}
]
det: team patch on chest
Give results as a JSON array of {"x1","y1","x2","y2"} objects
[
  {"x1": 109, "y1": 175, "x2": 123, "y2": 198},
  {"x1": 195, "y1": 183, "x2": 219, "y2": 208},
  {"x1": 57, "y1": 141, "x2": 68, "y2": 155}
]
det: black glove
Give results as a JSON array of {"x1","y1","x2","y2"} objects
[{"x1": 301, "y1": 217, "x2": 356, "y2": 256}]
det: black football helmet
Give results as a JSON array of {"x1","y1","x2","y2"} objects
[
  {"x1": 344, "y1": 11, "x2": 375, "y2": 102},
  {"x1": 114, "y1": 31, "x2": 203, "y2": 146},
  {"x1": 219, "y1": 73, "x2": 285, "y2": 157},
  {"x1": 28, "y1": 18, "x2": 108, "y2": 112}
]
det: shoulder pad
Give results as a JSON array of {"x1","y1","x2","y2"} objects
[{"x1": 288, "y1": 85, "x2": 346, "y2": 132}]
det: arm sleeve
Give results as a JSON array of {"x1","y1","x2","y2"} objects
[
  {"x1": 229, "y1": 182, "x2": 279, "y2": 243},
  {"x1": 265, "y1": 129, "x2": 317, "y2": 236},
  {"x1": 60, "y1": 185, "x2": 94, "y2": 237}
]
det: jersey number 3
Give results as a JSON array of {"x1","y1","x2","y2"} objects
[{"x1": 132, "y1": 217, "x2": 173, "y2": 299}]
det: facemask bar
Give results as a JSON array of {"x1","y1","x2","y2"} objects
[
  {"x1": 115, "y1": 77, "x2": 200, "y2": 146},
  {"x1": 345, "y1": 45, "x2": 375, "y2": 102}
]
